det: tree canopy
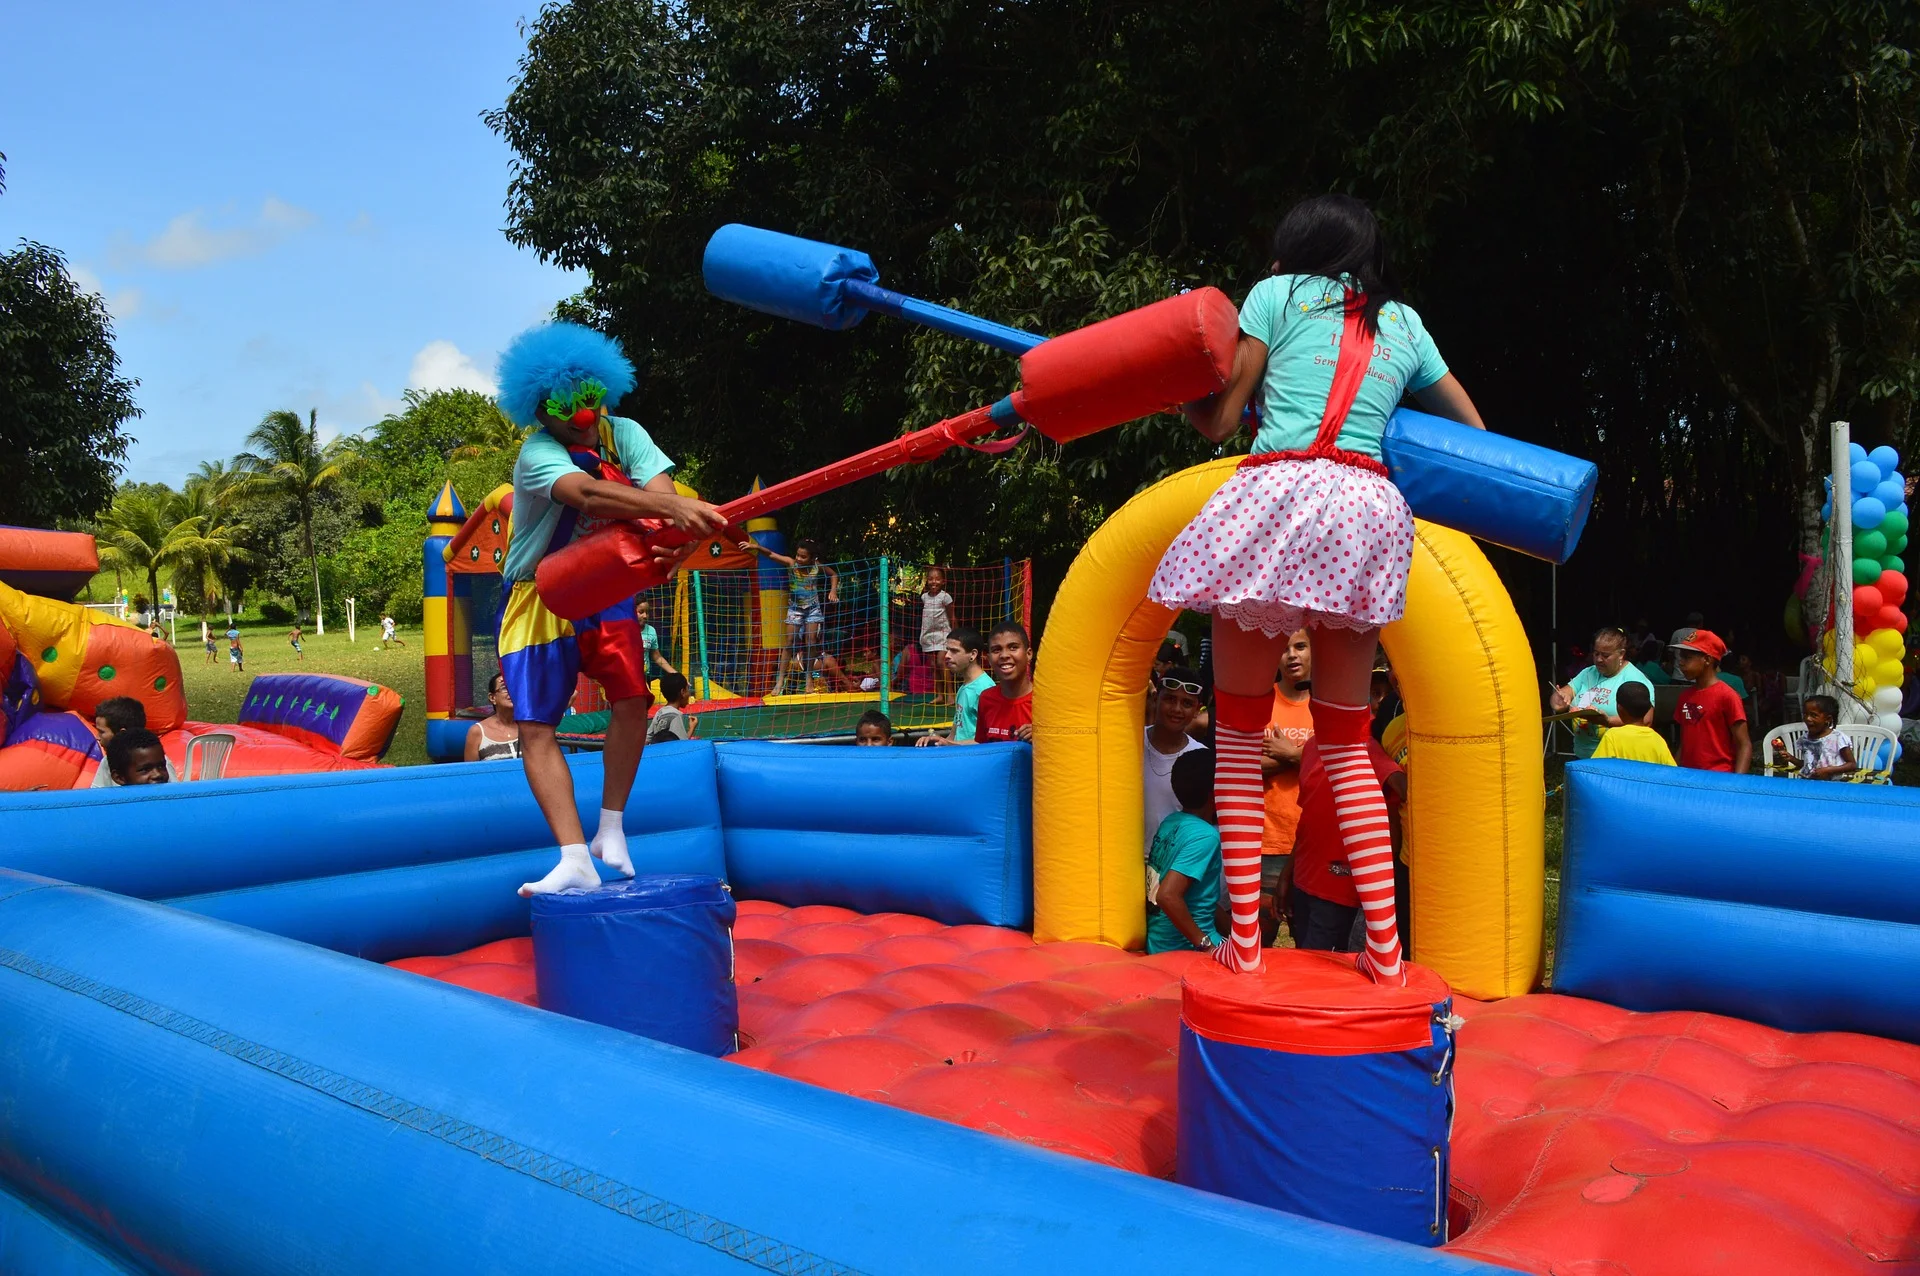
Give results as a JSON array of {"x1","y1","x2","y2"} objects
[
  {"x1": 488, "y1": 0, "x2": 1920, "y2": 652},
  {"x1": 0, "y1": 241, "x2": 140, "y2": 526}
]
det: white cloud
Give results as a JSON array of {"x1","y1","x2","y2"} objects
[
  {"x1": 407, "y1": 340, "x2": 495, "y2": 394},
  {"x1": 67, "y1": 262, "x2": 144, "y2": 321},
  {"x1": 312, "y1": 381, "x2": 405, "y2": 437},
  {"x1": 117, "y1": 195, "x2": 318, "y2": 270}
]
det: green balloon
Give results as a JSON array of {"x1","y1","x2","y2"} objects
[
  {"x1": 1855, "y1": 556, "x2": 1882, "y2": 584},
  {"x1": 1858, "y1": 529, "x2": 1890, "y2": 558},
  {"x1": 1894, "y1": 534, "x2": 1910, "y2": 555},
  {"x1": 1882, "y1": 509, "x2": 1910, "y2": 540},
  {"x1": 1888, "y1": 555, "x2": 1907, "y2": 575}
]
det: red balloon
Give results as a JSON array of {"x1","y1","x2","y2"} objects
[
  {"x1": 1878, "y1": 605, "x2": 1911, "y2": 635},
  {"x1": 1854, "y1": 585, "x2": 1886, "y2": 616},
  {"x1": 1879, "y1": 569, "x2": 1909, "y2": 606}
]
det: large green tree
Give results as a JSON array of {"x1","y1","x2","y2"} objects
[
  {"x1": 0, "y1": 242, "x2": 140, "y2": 526},
  {"x1": 95, "y1": 487, "x2": 209, "y2": 619},
  {"x1": 1331, "y1": 0, "x2": 1920, "y2": 555},
  {"x1": 488, "y1": 0, "x2": 1920, "y2": 649},
  {"x1": 237, "y1": 409, "x2": 353, "y2": 633},
  {"x1": 177, "y1": 462, "x2": 252, "y2": 620}
]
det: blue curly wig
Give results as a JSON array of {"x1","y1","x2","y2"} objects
[{"x1": 495, "y1": 322, "x2": 638, "y2": 427}]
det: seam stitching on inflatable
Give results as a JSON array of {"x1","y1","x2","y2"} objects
[{"x1": 0, "y1": 946, "x2": 868, "y2": 1276}]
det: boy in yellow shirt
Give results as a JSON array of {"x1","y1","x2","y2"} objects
[{"x1": 1591, "y1": 681, "x2": 1675, "y2": 765}]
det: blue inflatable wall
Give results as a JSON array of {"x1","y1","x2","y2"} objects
[
  {"x1": 0, "y1": 740, "x2": 1035, "y2": 954},
  {"x1": 0, "y1": 872, "x2": 1485, "y2": 1275},
  {"x1": 716, "y1": 740, "x2": 1033, "y2": 927},
  {"x1": 1556, "y1": 760, "x2": 1920, "y2": 1042},
  {"x1": 0, "y1": 740, "x2": 726, "y2": 901}
]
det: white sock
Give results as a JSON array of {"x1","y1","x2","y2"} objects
[
  {"x1": 518, "y1": 843, "x2": 600, "y2": 897},
  {"x1": 589, "y1": 808, "x2": 634, "y2": 877}
]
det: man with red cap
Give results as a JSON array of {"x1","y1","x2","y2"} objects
[{"x1": 1672, "y1": 627, "x2": 1751, "y2": 773}]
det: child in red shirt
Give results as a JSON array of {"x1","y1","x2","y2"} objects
[
  {"x1": 1672, "y1": 628, "x2": 1751, "y2": 773},
  {"x1": 1290, "y1": 737, "x2": 1406, "y2": 952},
  {"x1": 974, "y1": 622, "x2": 1035, "y2": 743}
]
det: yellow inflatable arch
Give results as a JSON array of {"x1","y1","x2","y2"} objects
[{"x1": 1032, "y1": 457, "x2": 1544, "y2": 1000}]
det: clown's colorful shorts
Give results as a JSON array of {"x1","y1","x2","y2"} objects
[{"x1": 498, "y1": 580, "x2": 652, "y2": 725}]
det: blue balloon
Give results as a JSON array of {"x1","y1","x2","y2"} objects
[
  {"x1": 1822, "y1": 499, "x2": 1833, "y2": 521},
  {"x1": 1870, "y1": 445, "x2": 1901, "y2": 471},
  {"x1": 1850, "y1": 441, "x2": 1868, "y2": 464},
  {"x1": 1855, "y1": 496, "x2": 1888, "y2": 529},
  {"x1": 1875, "y1": 478, "x2": 1907, "y2": 508},
  {"x1": 1852, "y1": 460, "x2": 1882, "y2": 494},
  {"x1": 1901, "y1": 503, "x2": 1912, "y2": 520}
]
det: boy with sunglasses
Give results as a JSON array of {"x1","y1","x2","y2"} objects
[
  {"x1": 1144, "y1": 667, "x2": 1207, "y2": 845},
  {"x1": 495, "y1": 323, "x2": 724, "y2": 897}
]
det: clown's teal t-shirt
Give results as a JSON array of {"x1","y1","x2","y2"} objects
[
  {"x1": 1240, "y1": 274, "x2": 1450, "y2": 462},
  {"x1": 504, "y1": 415, "x2": 674, "y2": 583}
]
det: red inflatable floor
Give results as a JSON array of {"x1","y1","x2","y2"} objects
[{"x1": 390, "y1": 902, "x2": 1920, "y2": 1275}]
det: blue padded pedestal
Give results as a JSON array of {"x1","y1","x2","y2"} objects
[{"x1": 531, "y1": 874, "x2": 738, "y2": 1057}]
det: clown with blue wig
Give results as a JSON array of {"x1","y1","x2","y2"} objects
[{"x1": 495, "y1": 323, "x2": 724, "y2": 896}]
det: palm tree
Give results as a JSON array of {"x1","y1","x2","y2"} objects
[
  {"x1": 181, "y1": 466, "x2": 252, "y2": 623},
  {"x1": 237, "y1": 408, "x2": 351, "y2": 634},
  {"x1": 96, "y1": 489, "x2": 208, "y2": 624},
  {"x1": 450, "y1": 404, "x2": 530, "y2": 461}
]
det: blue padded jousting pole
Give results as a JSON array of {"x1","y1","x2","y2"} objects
[{"x1": 702, "y1": 224, "x2": 1044, "y2": 354}]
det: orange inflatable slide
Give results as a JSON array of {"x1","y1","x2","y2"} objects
[{"x1": 0, "y1": 532, "x2": 403, "y2": 789}]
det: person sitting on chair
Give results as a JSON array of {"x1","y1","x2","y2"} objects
[{"x1": 1780, "y1": 694, "x2": 1855, "y2": 781}]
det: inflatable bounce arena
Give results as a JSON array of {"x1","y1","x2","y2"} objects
[{"x1": 0, "y1": 231, "x2": 1914, "y2": 1274}]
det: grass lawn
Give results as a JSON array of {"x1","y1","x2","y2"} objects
[{"x1": 174, "y1": 620, "x2": 430, "y2": 767}]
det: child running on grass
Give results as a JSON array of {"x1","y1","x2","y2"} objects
[
  {"x1": 226, "y1": 627, "x2": 244, "y2": 673},
  {"x1": 287, "y1": 623, "x2": 305, "y2": 661},
  {"x1": 1147, "y1": 749, "x2": 1222, "y2": 955}
]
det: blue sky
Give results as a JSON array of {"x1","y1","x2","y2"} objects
[{"x1": 1, "y1": 0, "x2": 577, "y2": 486}]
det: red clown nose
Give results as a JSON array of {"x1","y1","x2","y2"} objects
[{"x1": 570, "y1": 407, "x2": 596, "y2": 426}]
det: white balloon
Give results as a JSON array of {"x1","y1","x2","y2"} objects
[
  {"x1": 1873, "y1": 687, "x2": 1904, "y2": 713},
  {"x1": 1874, "y1": 711, "x2": 1904, "y2": 733}
]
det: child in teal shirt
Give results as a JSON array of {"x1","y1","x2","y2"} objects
[{"x1": 1147, "y1": 749, "x2": 1222, "y2": 954}]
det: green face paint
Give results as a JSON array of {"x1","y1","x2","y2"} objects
[{"x1": 543, "y1": 378, "x2": 608, "y2": 422}]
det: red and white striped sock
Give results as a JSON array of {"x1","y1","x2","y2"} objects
[
  {"x1": 1210, "y1": 690, "x2": 1272, "y2": 973},
  {"x1": 1310, "y1": 698, "x2": 1406, "y2": 987}
]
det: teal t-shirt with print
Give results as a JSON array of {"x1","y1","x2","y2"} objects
[
  {"x1": 504, "y1": 415, "x2": 674, "y2": 583},
  {"x1": 1239, "y1": 274, "x2": 1450, "y2": 461},
  {"x1": 951, "y1": 670, "x2": 995, "y2": 743},
  {"x1": 1147, "y1": 811, "x2": 1223, "y2": 954},
  {"x1": 1567, "y1": 663, "x2": 1656, "y2": 759}
]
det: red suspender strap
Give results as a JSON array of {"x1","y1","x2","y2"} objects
[{"x1": 1241, "y1": 287, "x2": 1386, "y2": 476}]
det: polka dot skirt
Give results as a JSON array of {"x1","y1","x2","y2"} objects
[{"x1": 1148, "y1": 458, "x2": 1415, "y2": 637}]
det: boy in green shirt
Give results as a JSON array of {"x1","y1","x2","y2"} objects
[
  {"x1": 916, "y1": 627, "x2": 995, "y2": 747},
  {"x1": 1147, "y1": 749, "x2": 1222, "y2": 954}
]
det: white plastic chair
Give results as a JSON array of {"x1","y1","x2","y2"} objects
[
  {"x1": 1762, "y1": 722, "x2": 1896, "y2": 784},
  {"x1": 183, "y1": 732, "x2": 236, "y2": 782}
]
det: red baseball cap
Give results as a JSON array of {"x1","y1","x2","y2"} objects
[{"x1": 1669, "y1": 628, "x2": 1727, "y2": 661}]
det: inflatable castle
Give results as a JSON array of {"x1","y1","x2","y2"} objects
[{"x1": 0, "y1": 525, "x2": 404, "y2": 789}]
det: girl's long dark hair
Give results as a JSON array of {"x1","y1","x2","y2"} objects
[{"x1": 1269, "y1": 194, "x2": 1402, "y2": 334}]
